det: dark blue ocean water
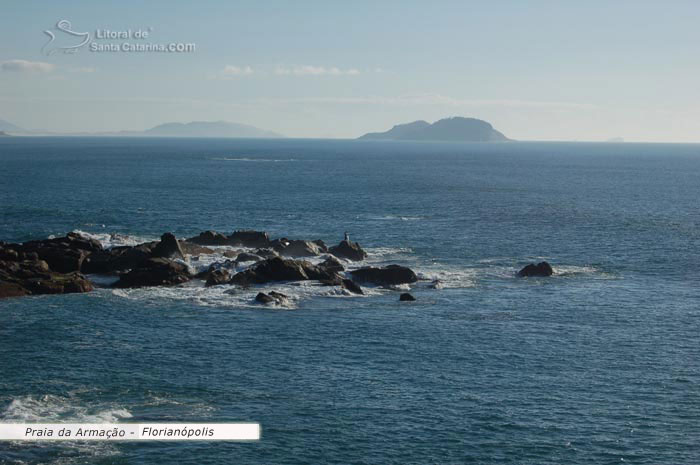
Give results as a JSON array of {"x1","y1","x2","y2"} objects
[{"x1": 1, "y1": 137, "x2": 699, "y2": 464}]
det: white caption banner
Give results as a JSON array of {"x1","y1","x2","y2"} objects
[{"x1": 0, "y1": 423, "x2": 260, "y2": 441}]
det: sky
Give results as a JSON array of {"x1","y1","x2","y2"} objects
[{"x1": 0, "y1": 0, "x2": 698, "y2": 141}]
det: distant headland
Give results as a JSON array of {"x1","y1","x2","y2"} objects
[
  {"x1": 358, "y1": 117, "x2": 510, "y2": 142},
  {"x1": 0, "y1": 118, "x2": 283, "y2": 139}
]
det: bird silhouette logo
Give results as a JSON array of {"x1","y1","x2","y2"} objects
[{"x1": 42, "y1": 20, "x2": 91, "y2": 56}]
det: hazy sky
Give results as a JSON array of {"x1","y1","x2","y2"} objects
[{"x1": 0, "y1": 0, "x2": 698, "y2": 141}]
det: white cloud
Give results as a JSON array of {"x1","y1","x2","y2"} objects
[
  {"x1": 1, "y1": 59, "x2": 55, "y2": 73},
  {"x1": 69, "y1": 67, "x2": 97, "y2": 73},
  {"x1": 275, "y1": 65, "x2": 361, "y2": 76},
  {"x1": 222, "y1": 65, "x2": 254, "y2": 76}
]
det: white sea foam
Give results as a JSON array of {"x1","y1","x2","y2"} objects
[
  {"x1": 209, "y1": 157, "x2": 298, "y2": 162},
  {"x1": 0, "y1": 394, "x2": 132, "y2": 423},
  {"x1": 71, "y1": 229, "x2": 156, "y2": 249}
]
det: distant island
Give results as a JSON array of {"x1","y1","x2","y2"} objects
[
  {"x1": 0, "y1": 119, "x2": 283, "y2": 139},
  {"x1": 0, "y1": 118, "x2": 24, "y2": 134},
  {"x1": 359, "y1": 117, "x2": 509, "y2": 142},
  {"x1": 0, "y1": 131, "x2": 10, "y2": 137},
  {"x1": 142, "y1": 121, "x2": 283, "y2": 138}
]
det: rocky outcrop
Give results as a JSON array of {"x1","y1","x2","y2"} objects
[
  {"x1": 179, "y1": 241, "x2": 215, "y2": 255},
  {"x1": 319, "y1": 256, "x2": 345, "y2": 273},
  {"x1": 0, "y1": 256, "x2": 93, "y2": 298},
  {"x1": 399, "y1": 293, "x2": 416, "y2": 301},
  {"x1": 186, "y1": 230, "x2": 231, "y2": 246},
  {"x1": 230, "y1": 257, "x2": 337, "y2": 285},
  {"x1": 350, "y1": 265, "x2": 418, "y2": 285},
  {"x1": 329, "y1": 240, "x2": 367, "y2": 261},
  {"x1": 82, "y1": 243, "x2": 155, "y2": 274},
  {"x1": 11, "y1": 232, "x2": 103, "y2": 273},
  {"x1": 151, "y1": 233, "x2": 184, "y2": 260},
  {"x1": 0, "y1": 236, "x2": 96, "y2": 298},
  {"x1": 204, "y1": 269, "x2": 231, "y2": 287},
  {"x1": 229, "y1": 230, "x2": 270, "y2": 248},
  {"x1": 113, "y1": 258, "x2": 191, "y2": 288},
  {"x1": 517, "y1": 262, "x2": 554, "y2": 277},
  {"x1": 277, "y1": 240, "x2": 325, "y2": 258}
]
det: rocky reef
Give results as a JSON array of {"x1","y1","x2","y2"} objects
[
  {"x1": 0, "y1": 229, "x2": 419, "y2": 302},
  {"x1": 1, "y1": 229, "x2": 560, "y2": 302}
]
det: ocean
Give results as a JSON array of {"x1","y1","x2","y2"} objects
[{"x1": 1, "y1": 137, "x2": 699, "y2": 464}]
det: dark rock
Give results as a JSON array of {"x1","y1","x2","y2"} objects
[
  {"x1": 278, "y1": 240, "x2": 324, "y2": 258},
  {"x1": 230, "y1": 257, "x2": 337, "y2": 285},
  {"x1": 350, "y1": 265, "x2": 418, "y2": 285},
  {"x1": 517, "y1": 261, "x2": 554, "y2": 277},
  {"x1": 82, "y1": 243, "x2": 155, "y2": 274},
  {"x1": 0, "y1": 257, "x2": 93, "y2": 298},
  {"x1": 341, "y1": 279, "x2": 364, "y2": 295},
  {"x1": 399, "y1": 293, "x2": 416, "y2": 301},
  {"x1": 254, "y1": 248, "x2": 278, "y2": 259},
  {"x1": 22, "y1": 272, "x2": 94, "y2": 295},
  {"x1": 319, "y1": 256, "x2": 345, "y2": 273},
  {"x1": 0, "y1": 281, "x2": 30, "y2": 298},
  {"x1": 235, "y1": 252, "x2": 262, "y2": 263},
  {"x1": 329, "y1": 240, "x2": 367, "y2": 261},
  {"x1": 186, "y1": 230, "x2": 231, "y2": 246},
  {"x1": 113, "y1": 258, "x2": 191, "y2": 288},
  {"x1": 230, "y1": 257, "x2": 310, "y2": 284},
  {"x1": 205, "y1": 269, "x2": 231, "y2": 287},
  {"x1": 151, "y1": 233, "x2": 184, "y2": 260},
  {"x1": 0, "y1": 248, "x2": 20, "y2": 261},
  {"x1": 312, "y1": 240, "x2": 328, "y2": 253},
  {"x1": 255, "y1": 292, "x2": 275, "y2": 304},
  {"x1": 228, "y1": 230, "x2": 270, "y2": 248},
  {"x1": 255, "y1": 291, "x2": 289, "y2": 305},
  {"x1": 9, "y1": 232, "x2": 102, "y2": 273},
  {"x1": 428, "y1": 279, "x2": 444, "y2": 289},
  {"x1": 179, "y1": 241, "x2": 215, "y2": 255}
]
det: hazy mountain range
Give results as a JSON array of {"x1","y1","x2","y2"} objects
[
  {"x1": 0, "y1": 118, "x2": 24, "y2": 133},
  {"x1": 0, "y1": 119, "x2": 283, "y2": 138},
  {"x1": 359, "y1": 117, "x2": 509, "y2": 142}
]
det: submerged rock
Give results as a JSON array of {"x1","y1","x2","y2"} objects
[
  {"x1": 399, "y1": 293, "x2": 416, "y2": 301},
  {"x1": 255, "y1": 291, "x2": 289, "y2": 305},
  {"x1": 517, "y1": 261, "x2": 554, "y2": 277},
  {"x1": 329, "y1": 240, "x2": 367, "y2": 261},
  {"x1": 350, "y1": 265, "x2": 418, "y2": 285},
  {"x1": 113, "y1": 258, "x2": 191, "y2": 288}
]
